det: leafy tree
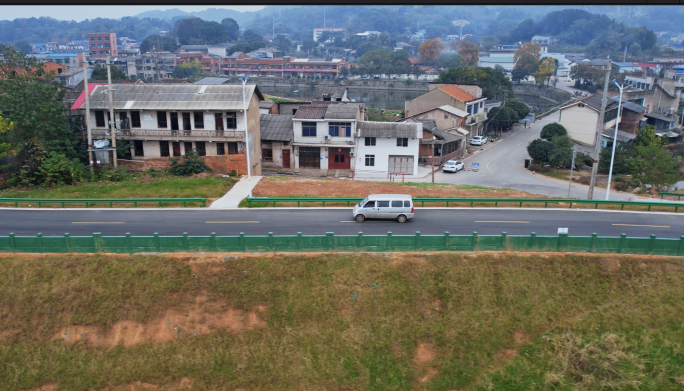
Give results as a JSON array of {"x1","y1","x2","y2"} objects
[
  {"x1": 0, "y1": 114, "x2": 12, "y2": 169},
  {"x1": 540, "y1": 123, "x2": 567, "y2": 141},
  {"x1": 140, "y1": 34, "x2": 179, "y2": 53},
  {"x1": 418, "y1": 38, "x2": 445, "y2": 64},
  {"x1": 356, "y1": 49, "x2": 392, "y2": 75},
  {"x1": 436, "y1": 53, "x2": 466, "y2": 70},
  {"x1": 172, "y1": 18, "x2": 228, "y2": 45},
  {"x1": 242, "y1": 29, "x2": 264, "y2": 43},
  {"x1": 631, "y1": 144, "x2": 680, "y2": 191},
  {"x1": 91, "y1": 65, "x2": 127, "y2": 80},
  {"x1": 273, "y1": 34, "x2": 291, "y2": 54},
  {"x1": 535, "y1": 57, "x2": 556, "y2": 85},
  {"x1": 548, "y1": 147, "x2": 574, "y2": 168},
  {"x1": 450, "y1": 40, "x2": 479, "y2": 67},
  {"x1": 527, "y1": 139, "x2": 557, "y2": 163},
  {"x1": 598, "y1": 142, "x2": 634, "y2": 175},
  {"x1": 480, "y1": 36, "x2": 499, "y2": 51},
  {"x1": 508, "y1": 18, "x2": 536, "y2": 42},
  {"x1": 172, "y1": 59, "x2": 202, "y2": 79},
  {"x1": 486, "y1": 106, "x2": 516, "y2": 134},
  {"x1": 221, "y1": 18, "x2": 240, "y2": 42},
  {"x1": 0, "y1": 46, "x2": 79, "y2": 183},
  {"x1": 13, "y1": 40, "x2": 32, "y2": 54},
  {"x1": 633, "y1": 125, "x2": 664, "y2": 148},
  {"x1": 302, "y1": 39, "x2": 317, "y2": 52},
  {"x1": 435, "y1": 67, "x2": 513, "y2": 100},
  {"x1": 513, "y1": 43, "x2": 541, "y2": 81},
  {"x1": 552, "y1": 135, "x2": 574, "y2": 149},
  {"x1": 34, "y1": 152, "x2": 86, "y2": 187},
  {"x1": 168, "y1": 150, "x2": 212, "y2": 176},
  {"x1": 356, "y1": 41, "x2": 383, "y2": 58},
  {"x1": 504, "y1": 98, "x2": 529, "y2": 120}
]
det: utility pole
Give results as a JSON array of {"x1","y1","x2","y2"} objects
[
  {"x1": 241, "y1": 78, "x2": 253, "y2": 197},
  {"x1": 567, "y1": 150, "x2": 576, "y2": 198},
  {"x1": 431, "y1": 135, "x2": 435, "y2": 183},
  {"x1": 83, "y1": 59, "x2": 94, "y2": 175},
  {"x1": 106, "y1": 55, "x2": 118, "y2": 167},
  {"x1": 587, "y1": 56, "x2": 611, "y2": 200}
]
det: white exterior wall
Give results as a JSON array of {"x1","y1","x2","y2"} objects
[
  {"x1": 88, "y1": 109, "x2": 246, "y2": 132},
  {"x1": 355, "y1": 136, "x2": 420, "y2": 177},
  {"x1": 560, "y1": 106, "x2": 599, "y2": 145},
  {"x1": 293, "y1": 119, "x2": 357, "y2": 171}
]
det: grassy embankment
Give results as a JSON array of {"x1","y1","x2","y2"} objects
[
  {"x1": 1, "y1": 253, "x2": 682, "y2": 390},
  {"x1": 0, "y1": 175, "x2": 237, "y2": 207}
]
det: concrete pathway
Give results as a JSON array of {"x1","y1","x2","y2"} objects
[{"x1": 209, "y1": 175, "x2": 262, "y2": 209}]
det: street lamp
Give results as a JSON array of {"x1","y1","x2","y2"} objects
[
  {"x1": 239, "y1": 77, "x2": 253, "y2": 198},
  {"x1": 605, "y1": 80, "x2": 636, "y2": 200}
]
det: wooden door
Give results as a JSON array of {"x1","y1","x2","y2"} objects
[
  {"x1": 282, "y1": 149, "x2": 291, "y2": 168},
  {"x1": 172, "y1": 142, "x2": 181, "y2": 156},
  {"x1": 329, "y1": 148, "x2": 350, "y2": 170},
  {"x1": 299, "y1": 147, "x2": 320, "y2": 169}
]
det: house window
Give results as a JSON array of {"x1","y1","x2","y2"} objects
[
  {"x1": 217, "y1": 143, "x2": 225, "y2": 155},
  {"x1": 467, "y1": 105, "x2": 472, "y2": 114},
  {"x1": 397, "y1": 138, "x2": 409, "y2": 147},
  {"x1": 226, "y1": 112, "x2": 237, "y2": 129},
  {"x1": 215, "y1": 113, "x2": 224, "y2": 130},
  {"x1": 184, "y1": 142, "x2": 194, "y2": 154},
  {"x1": 95, "y1": 111, "x2": 106, "y2": 127},
  {"x1": 104, "y1": 37, "x2": 109, "y2": 41},
  {"x1": 97, "y1": 37, "x2": 102, "y2": 41},
  {"x1": 157, "y1": 111, "x2": 167, "y2": 128},
  {"x1": 329, "y1": 122, "x2": 351, "y2": 137},
  {"x1": 473, "y1": 105, "x2": 478, "y2": 114},
  {"x1": 262, "y1": 144, "x2": 273, "y2": 162},
  {"x1": 194, "y1": 112, "x2": 204, "y2": 129},
  {"x1": 302, "y1": 122, "x2": 317, "y2": 137},
  {"x1": 365, "y1": 154, "x2": 375, "y2": 166},
  {"x1": 227, "y1": 142, "x2": 238, "y2": 154},
  {"x1": 365, "y1": 137, "x2": 376, "y2": 146},
  {"x1": 133, "y1": 140, "x2": 144, "y2": 157},
  {"x1": 130, "y1": 111, "x2": 141, "y2": 128},
  {"x1": 196, "y1": 141, "x2": 206, "y2": 156},
  {"x1": 160, "y1": 141, "x2": 170, "y2": 157}
]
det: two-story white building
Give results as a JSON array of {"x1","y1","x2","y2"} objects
[
  {"x1": 558, "y1": 94, "x2": 622, "y2": 148},
  {"x1": 355, "y1": 121, "x2": 422, "y2": 178}
]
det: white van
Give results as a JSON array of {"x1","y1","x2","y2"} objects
[{"x1": 353, "y1": 194, "x2": 414, "y2": 223}]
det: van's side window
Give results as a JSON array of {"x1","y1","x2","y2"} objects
[
  {"x1": 364, "y1": 201, "x2": 375, "y2": 208},
  {"x1": 377, "y1": 201, "x2": 389, "y2": 208},
  {"x1": 391, "y1": 201, "x2": 402, "y2": 207},
  {"x1": 404, "y1": 201, "x2": 411, "y2": 207}
]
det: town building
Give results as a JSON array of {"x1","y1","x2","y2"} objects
[
  {"x1": 477, "y1": 56, "x2": 515, "y2": 72},
  {"x1": 398, "y1": 105, "x2": 468, "y2": 156},
  {"x1": 260, "y1": 114, "x2": 294, "y2": 170},
  {"x1": 557, "y1": 94, "x2": 621, "y2": 148},
  {"x1": 73, "y1": 84, "x2": 264, "y2": 175},
  {"x1": 135, "y1": 52, "x2": 176, "y2": 81},
  {"x1": 354, "y1": 121, "x2": 422, "y2": 178},
  {"x1": 88, "y1": 32, "x2": 118, "y2": 58},
  {"x1": 610, "y1": 97, "x2": 647, "y2": 134},
  {"x1": 313, "y1": 28, "x2": 346, "y2": 42},
  {"x1": 530, "y1": 36, "x2": 557, "y2": 53}
]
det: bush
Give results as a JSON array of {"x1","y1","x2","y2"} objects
[
  {"x1": 552, "y1": 135, "x2": 574, "y2": 149},
  {"x1": 168, "y1": 151, "x2": 212, "y2": 176},
  {"x1": 95, "y1": 166, "x2": 133, "y2": 182},
  {"x1": 527, "y1": 139, "x2": 557, "y2": 163},
  {"x1": 548, "y1": 147, "x2": 574, "y2": 168},
  {"x1": 36, "y1": 152, "x2": 87, "y2": 187},
  {"x1": 541, "y1": 123, "x2": 567, "y2": 141}
]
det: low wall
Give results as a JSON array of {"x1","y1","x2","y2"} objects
[
  {"x1": 118, "y1": 154, "x2": 248, "y2": 175},
  {"x1": 222, "y1": 78, "x2": 430, "y2": 92},
  {"x1": 513, "y1": 83, "x2": 571, "y2": 105}
]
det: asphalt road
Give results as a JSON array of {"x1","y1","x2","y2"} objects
[
  {"x1": 432, "y1": 111, "x2": 640, "y2": 201},
  {"x1": 2, "y1": 208, "x2": 683, "y2": 238}
]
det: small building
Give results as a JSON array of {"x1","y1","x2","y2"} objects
[
  {"x1": 558, "y1": 94, "x2": 621, "y2": 146},
  {"x1": 88, "y1": 32, "x2": 118, "y2": 58},
  {"x1": 313, "y1": 28, "x2": 346, "y2": 42},
  {"x1": 645, "y1": 112, "x2": 680, "y2": 132},
  {"x1": 610, "y1": 97, "x2": 646, "y2": 134},
  {"x1": 259, "y1": 101, "x2": 278, "y2": 114},
  {"x1": 478, "y1": 56, "x2": 515, "y2": 72},
  {"x1": 260, "y1": 114, "x2": 294, "y2": 170},
  {"x1": 404, "y1": 119, "x2": 464, "y2": 165},
  {"x1": 355, "y1": 121, "x2": 422, "y2": 178}
]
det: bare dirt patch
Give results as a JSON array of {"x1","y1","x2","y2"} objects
[
  {"x1": 55, "y1": 295, "x2": 266, "y2": 348},
  {"x1": 414, "y1": 342, "x2": 438, "y2": 383},
  {"x1": 31, "y1": 385, "x2": 57, "y2": 391},
  {"x1": 253, "y1": 177, "x2": 545, "y2": 199},
  {"x1": 513, "y1": 332, "x2": 530, "y2": 344}
]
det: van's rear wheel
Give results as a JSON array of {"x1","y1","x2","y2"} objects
[
  {"x1": 355, "y1": 214, "x2": 365, "y2": 223},
  {"x1": 397, "y1": 215, "x2": 407, "y2": 223}
]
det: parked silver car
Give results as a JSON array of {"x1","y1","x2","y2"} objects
[
  {"x1": 443, "y1": 160, "x2": 465, "y2": 173},
  {"x1": 353, "y1": 194, "x2": 414, "y2": 223},
  {"x1": 469, "y1": 136, "x2": 488, "y2": 146}
]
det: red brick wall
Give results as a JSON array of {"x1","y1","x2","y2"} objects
[
  {"x1": 618, "y1": 110, "x2": 644, "y2": 134},
  {"x1": 118, "y1": 153, "x2": 248, "y2": 175}
]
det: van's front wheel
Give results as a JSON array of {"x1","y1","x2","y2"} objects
[
  {"x1": 397, "y1": 215, "x2": 407, "y2": 223},
  {"x1": 355, "y1": 214, "x2": 365, "y2": 223}
]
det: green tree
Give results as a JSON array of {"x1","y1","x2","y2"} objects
[
  {"x1": 480, "y1": 36, "x2": 499, "y2": 51},
  {"x1": 535, "y1": 57, "x2": 556, "y2": 86},
  {"x1": 273, "y1": 34, "x2": 291, "y2": 54},
  {"x1": 172, "y1": 59, "x2": 202, "y2": 79},
  {"x1": 0, "y1": 114, "x2": 13, "y2": 169},
  {"x1": 450, "y1": 40, "x2": 479, "y2": 67},
  {"x1": 552, "y1": 135, "x2": 574, "y2": 149},
  {"x1": 548, "y1": 147, "x2": 574, "y2": 168},
  {"x1": 633, "y1": 125, "x2": 664, "y2": 147},
  {"x1": 357, "y1": 49, "x2": 392, "y2": 75},
  {"x1": 631, "y1": 144, "x2": 680, "y2": 191},
  {"x1": 172, "y1": 18, "x2": 228, "y2": 45},
  {"x1": 504, "y1": 98, "x2": 529, "y2": 120},
  {"x1": 527, "y1": 139, "x2": 557, "y2": 163},
  {"x1": 91, "y1": 65, "x2": 127, "y2": 80},
  {"x1": 168, "y1": 150, "x2": 212, "y2": 176},
  {"x1": 221, "y1": 18, "x2": 240, "y2": 42},
  {"x1": 13, "y1": 40, "x2": 32, "y2": 54},
  {"x1": 540, "y1": 123, "x2": 567, "y2": 141},
  {"x1": 140, "y1": 35, "x2": 179, "y2": 54},
  {"x1": 486, "y1": 106, "x2": 517, "y2": 134},
  {"x1": 598, "y1": 142, "x2": 634, "y2": 175},
  {"x1": 242, "y1": 29, "x2": 263, "y2": 43},
  {"x1": 513, "y1": 43, "x2": 541, "y2": 82},
  {"x1": 434, "y1": 67, "x2": 513, "y2": 100}
]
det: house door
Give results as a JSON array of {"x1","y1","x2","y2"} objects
[
  {"x1": 329, "y1": 148, "x2": 350, "y2": 170},
  {"x1": 299, "y1": 147, "x2": 320, "y2": 168},
  {"x1": 172, "y1": 142, "x2": 181, "y2": 156},
  {"x1": 182, "y1": 112, "x2": 191, "y2": 131},
  {"x1": 388, "y1": 155, "x2": 414, "y2": 175},
  {"x1": 282, "y1": 149, "x2": 291, "y2": 168},
  {"x1": 170, "y1": 112, "x2": 179, "y2": 131}
]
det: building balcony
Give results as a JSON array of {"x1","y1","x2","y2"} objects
[{"x1": 88, "y1": 128, "x2": 244, "y2": 141}]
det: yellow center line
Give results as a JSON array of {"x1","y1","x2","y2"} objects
[
  {"x1": 206, "y1": 221, "x2": 259, "y2": 224},
  {"x1": 516, "y1": 142, "x2": 523, "y2": 146},
  {"x1": 475, "y1": 221, "x2": 529, "y2": 223},
  {"x1": 71, "y1": 222, "x2": 125, "y2": 224},
  {"x1": 612, "y1": 223, "x2": 670, "y2": 228}
]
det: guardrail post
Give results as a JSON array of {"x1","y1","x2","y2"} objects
[
  {"x1": 620, "y1": 233, "x2": 627, "y2": 253},
  {"x1": 387, "y1": 231, "x2": 393, "y2": 251},
  {"x1": 444, "y1": 231, "x2": 450, "y2": 250},
  {"x1": 35, "y1": 233, "x2": 43, "y2": 252},
  {"x1": 64, "y1": 233, "x2": 72, "y2": 253},
  {"x1": 154, "y1": 233, "x2": 160, "y2": 252},
  {"x1": 9, "y1": 233, "x2": 15, "y2": 253},
  {"x1": 357, "y1": 232, "x2": 363, "y2": 248},
  {"x1": 93, "y1": 233, "x2": 102, "y2": 253},
  {"x1": 269, "y1": 232, "x2": 275, "y2": 251},
  {"x1": 591, "y1": 233, "x2": 597, "y2": 253},
  {"x1": 530, "y1": 232, "x2": 536, "y2": 249},
  {"x1": 414, "y1": 231, "x2": 421, "y2": 250},
  {"x1": 649, "y1": 234, "x2": 656, "y2": 254},
  {"x1": 557, "y1": 233, "x2": 568, "y2": 251},
  {"x1": 297, "y1": 232, "x2": 302, "y2": 251},
  {"x1": 239, "y1": 232, "x2": 245, "y2": 252},
  {"x1": 501, "y1": 232, "x2": 507, "y2": 250},
  {"x1": 472, "y1": 231, "x2": 478, "y2": 251},
  {"x1": 678, "y1": 236, "x2": 684, "y2": 256},
  {"x1": 211, "y1": 232, "x2": 217, "y2": 251},
  {"x1": 126, "y1": 233, "x2": 132, "y2": 254},
  {"x1": 203, "y1": 199, "x2": 207, "y2": 207},
  {"x1": 183, "y1": 232, "x2": 189, "y2": 251},
  {"x1": 326, "y1": 232, "x2": 334, "y2": 251}
]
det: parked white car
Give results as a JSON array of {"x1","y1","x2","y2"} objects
[
  {"x1": 443, "y1": 160, "x2": 465, "y2": 173},
  {"x1": 470, "y1": 136, "x2": 488, "y2": 146}
]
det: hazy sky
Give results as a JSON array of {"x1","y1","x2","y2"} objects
[{"x1": 0, "y1": 6, "x2": 266, "y2": 22}]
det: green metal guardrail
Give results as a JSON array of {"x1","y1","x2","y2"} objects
[
  {"x1": 3, "y1": 231, "x2": 683, "y2": 256},
  {"x1": 245, "y1": 197, "x2": 684, "y2": 212},
  {"x1": 660, "y1": 192, "x2": 684, "y2": 201},
  {"x1": 0, "y1": 198, "x2": 207, "y2": 208}
]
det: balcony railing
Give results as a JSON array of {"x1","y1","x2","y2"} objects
[{"x1": 89, "y1": 128, "x2": 244, "y2": 139}]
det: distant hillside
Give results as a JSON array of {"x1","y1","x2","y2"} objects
[{"x1": 133, "y1": 7, "x2": 272, "y2": 26}]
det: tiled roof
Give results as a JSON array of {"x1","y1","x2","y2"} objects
[
  {"x1": 324, "y1": 103, "x2": 360, "y2": 119},
  {"x1": 357, "y1": 121, "x2": 419, "y2": 138},
  {"x1": 294, "y1": 106, "x2": 327, "y2": 119},
  {"x1": 260, "y1": 114, "x2": 294, "y2": 141},
  {"x1": 438, "y1": 85, "x2": 476, "y2": 103},
  {"x1": 610, "y1": 96, "x2": 646, "y2": 113}
]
